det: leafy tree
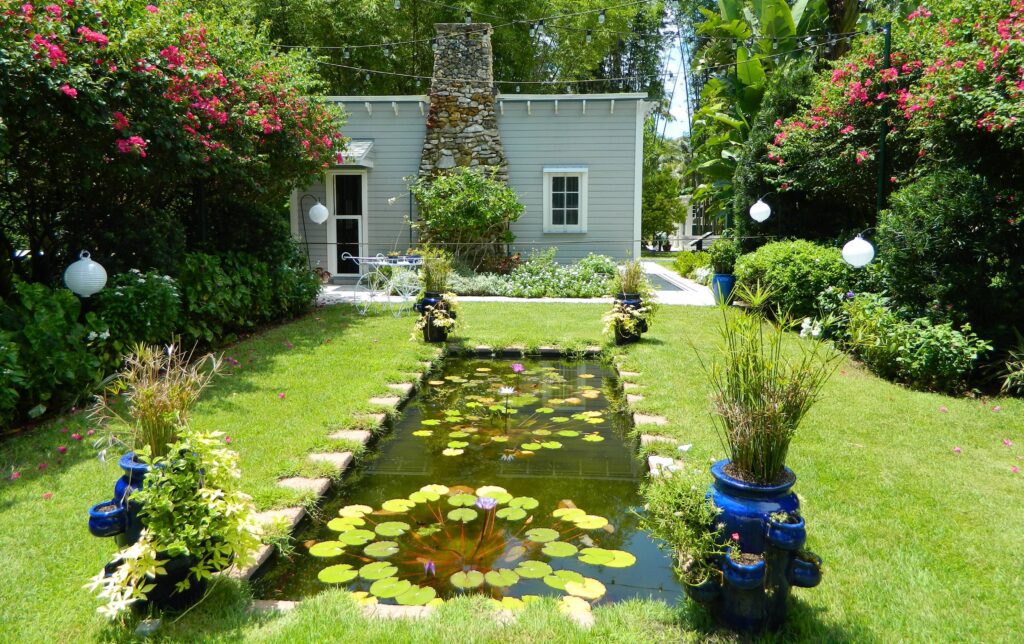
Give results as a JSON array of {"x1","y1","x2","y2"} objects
[{"x1": 642, "y1": 126, "x2": 687, "y2": 242}]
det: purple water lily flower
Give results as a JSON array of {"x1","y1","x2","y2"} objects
[
  {"x1": 511, "y1": 363, "x2": 525, "y2": 374},
  {"x1": 423, "y1": 559, "x2": 436, "y2": 576},
  {"x1": 476, "y1": 496, "x2": 498, "y2": 510}
]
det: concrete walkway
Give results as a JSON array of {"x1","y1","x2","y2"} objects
[{"x1": 317, "y1": 261, "x2": 714, "y2": 308}]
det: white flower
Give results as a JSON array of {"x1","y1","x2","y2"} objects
[
  {"x1": 498, "y1": 386, "x2": 516, "y2": 396},
  {"x1": 99, "y1": 330, "x2": 110, "y2": 340},
  {"x1": 677, "y1": 444, "x2": 692, "y2": 453},
  {"x1": 87, "y1": 331, "x2": 97, "y2": 341}
]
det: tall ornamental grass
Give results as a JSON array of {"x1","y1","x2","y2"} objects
[{"x1": 702, "y1": 285, "x2": 839, "y2": 484}]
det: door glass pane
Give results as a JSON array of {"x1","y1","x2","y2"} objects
[
  {"x1": 565, "y1": 209, "x2": 579, "y2": 226},
  {"x1": 336, "y1": 175, "x2": 362, "y2": 216},
  {"x1": 337, "y1": 219, "x2": 360, "y2": 273}
]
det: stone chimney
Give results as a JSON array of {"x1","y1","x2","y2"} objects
[{"x1": 419, "y1": 23, "x2": 508, "y2": 181}]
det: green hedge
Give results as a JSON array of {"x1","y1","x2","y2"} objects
[{"x1": 735, "y1": 240, "x2": 853, "y2": 318}]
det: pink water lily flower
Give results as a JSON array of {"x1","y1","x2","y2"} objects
[{"x1": 511, "y1": 363, "x2": 525, "y2": 374}]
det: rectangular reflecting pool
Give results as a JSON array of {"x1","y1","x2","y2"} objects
[{"x1": 255, "y1": 358, "x2": 682, "y2": 607}]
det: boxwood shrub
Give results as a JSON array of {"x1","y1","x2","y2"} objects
[{"x1": 735, "y1": 240, "x2": 853, "y2": 318}]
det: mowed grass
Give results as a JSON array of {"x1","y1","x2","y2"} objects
[{"x1": 1, "y1": 302, "x2": 1021, "y2": 641}]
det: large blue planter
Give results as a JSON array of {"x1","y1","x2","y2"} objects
[
  {"x1": 690, "y1": 459, "x2": 822, "y2": 634},
  {"x1": 87, "y1": 452, "x2": 152, "y2": 546},
  {"x1": 414, "y1": 292, "x2": 452, "y2": 343},
  {"x1": 711, "y1": 273, "x2": 736, "y2": 304},
  {"x1": 613, "y1": 293, "x2": 648, "y2": 345}
]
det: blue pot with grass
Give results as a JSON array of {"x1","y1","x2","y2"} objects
[
  {"x1": 696, "y1": 459, "x2": 821, "y2": 633},
  {"x1": 711, "y1": 274, "x2": 736, "y2": 304},
  {"x1": 87, "y1": 452, "x2": 153, "y2": 546}
]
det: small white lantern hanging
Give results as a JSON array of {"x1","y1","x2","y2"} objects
[
  {"x1": 308, "y1": 200, "x2": 329, "y2": 225},
  {"x1": 749, "y1": 199, "x2": 771, "y2": 223},
  {"x1": 842, "y1": 234, "x2": 875, "y2": 268},
  {"x1": 63, "y1": 250, "x2": 107, "y2": 297}
]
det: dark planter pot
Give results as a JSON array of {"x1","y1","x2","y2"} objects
[
  {"x1": 613, "y1": 293, "x2": 647, "y2": 345},
  {"x1": 766, "y1": 514, "x2": 807, "y2": 552},
  {"x1": 88, "y1": 500, "x2": 126, "y2": 538},
  {"x1": 703, "y1": 459, "x2": 820, "y2": 634},
  {"x1": 711, "y1": 273, "x2": 736, "y2": 304},
  {"x1": 104, "y1": 553, "x2": 208, "y2": 613},
  {"x1": 685, "y1": 576, "x2": 721, "y2": 603},
  {"x1": 415, "y1": 292, "x2": 454, "y2": 343}
]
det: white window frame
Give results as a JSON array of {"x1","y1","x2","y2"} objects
[
  {"x1": 542, "y1": 166, "x2": 588, "y2": 234},
  {"x1": 326, "y1": 169, "x2": 368, "y2": 275}
]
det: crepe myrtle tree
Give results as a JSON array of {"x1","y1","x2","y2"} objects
[{"x1": 0, "y1": 0, "x2": 345, "y2": 293}]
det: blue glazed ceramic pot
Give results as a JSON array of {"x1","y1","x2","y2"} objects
[
  {"x1": 685, "y1": 576, "x2": 721, "y2": 603},
  {"x1": 711, "y1": 273, "x2": 736, "y2": 304},
  {"x1": 114, "y1": 452, "x2": 152, "y2": 546},
  {"x1": 415, "y1": 292, "x2": 451, "y2": 343},
  {"x1": 766, "y1": 514, "x2": 807, "y2": 552},
  {"x1": 723, "y1": 550, "x2": 767, "y2": 590},
  {"x1": 788, "y1": 552, "x2": 823, "y2": 588},
  {"x1": 88, "y1": 500, "x2": 126, "y2": 538},
  {"x1": 613, "y1": 293, "x2": 647, "y2": 344},
  {"x1": 707, "y1": 460, "x2": 799, "y2": 555}
]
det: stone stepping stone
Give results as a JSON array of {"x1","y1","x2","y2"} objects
[
  {"x1": 640, "y1": 434, "x2": 674, "y2": 447},
  {"x1": 355, "y1": 413, "x2": 387, "y2": 428},
  {"x1": 474, "y1": 345, "x2": 493, "y2": 353},
  {"x1": 328, "y1": 429, "x2": 372, "y2": 445},
  {"x1": 368, "y1": 395, "x2": 401, "y2": 408},
  {"x1": 227, "y1": 543, "x2": 274, "y2": 580},
  {"x1": 308, "y1": 451, "x2": 354, "y2": 474},
  {"x1": 633, "y1": 413, "x2": 668, "y2": 426},
  {"x1": 249, "y1": 599, "x2": 298, "y2": 614},
  {"x1": 278, "y1": 476, "x2": 331, "y2": 496},
  {"x1": 254, "y1": 506, "x2": 306, "y2": 531},
  {"x1": 620, "y1": 370, "x2": 641, "y2": 377},
  {"x1": 626, "y1": 393, "x2": 644, "y2": 404},
  {"x1": 622, "y1": 382, "x2": 640, "y2": 391},
  {"x1": 386, "y1": 382, "x2": 415, "y2": 396}
]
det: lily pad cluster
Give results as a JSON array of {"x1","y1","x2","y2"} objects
[
  {"x1": 310, "y1": 484, "x2": 638, "y2": 608},
  {"x1": 411, "y1": 364, "x2": 615, "y2": 458}
]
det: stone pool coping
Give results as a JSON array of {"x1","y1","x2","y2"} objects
[{"x1": 230, "y1": 345, "x2": 670, "y2": 628}]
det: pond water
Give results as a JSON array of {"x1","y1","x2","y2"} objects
[{"x1": 255, "y1": 358, "x2": 682, "y2": 608}]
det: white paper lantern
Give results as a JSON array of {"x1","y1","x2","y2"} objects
[
  {"x1": 842, "y1": 235, "x2": 875, "y2": 268},
  {"x1": 308, "y1": 201, "x2": 329, "y2": 224},
  {"x1": 63, "y1": 250, "x2": 107, "y2": 297},
  {"x1": 749, "y1": 199, "x2": 771, "y2": 223}
]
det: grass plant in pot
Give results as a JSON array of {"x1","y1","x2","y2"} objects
[
  {"x1": 414, "y1": 250, "x2": 459, "y2": 343},
  {"x1": 86, "y1": 427, "x2": 262, "y2": 617},
  {"x1": 603, "y1": 261, "x2": 656, "y2": 345},
  {"x1": 707, "y1": 238, "x2": 741, "y2": 305},
  {"x1": 697, "y1": 284, "x2": 838, "y2": 632},
  {"x1": 88, "y1": 344, "x2": 220, "y2": 546}
]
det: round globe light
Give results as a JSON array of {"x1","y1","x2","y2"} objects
[
  {"x1": 749, "y1": 199, "x2": 771, "y2": 223},
  {"x1": 63, "y1": 250, "x2": 107, "y2": 297},
  {"x1": 308, "y1": 201, "x2": 329, "y2": 225},
  {"x1": 842, "y1": 235, "x2": 875, "y2": 268}
]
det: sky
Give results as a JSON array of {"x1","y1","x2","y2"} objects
[{"x1": 657, "y1": 27, "x2": 690, "y2": 140}]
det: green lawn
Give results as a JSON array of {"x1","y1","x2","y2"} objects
[{"x1": 1, "y1": 303, "x2": 1021, "y2": 641}]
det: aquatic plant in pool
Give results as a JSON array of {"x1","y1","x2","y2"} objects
[
  {"x1": 310, "y1": 484, "x2": 636, "y2": 607},
  {"x1": 416, "y1": 363, "x2": 612, "y2": 459}
]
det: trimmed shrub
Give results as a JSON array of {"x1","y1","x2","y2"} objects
[
  {"x1": 673, "y1": 251, "x2": 710, "y2": 279},
  {"x1": 448, "y1": 272, "x2": 507, "y2": 296},
  {"x1": 89, "y1": 270, "x2": 181, "y2": 370},
  {"x1": 735, "y1": 240, "x2": 852, "y2": 318},
  {"x1": 502, "y1": 250, "x2": 613, "y2": 298},
  {"x1": 845, "y1": 294, "x2": 991, "y2": 393},
  {"x1": 707, "y1": 238, "x2": 741, "y2": 274}
]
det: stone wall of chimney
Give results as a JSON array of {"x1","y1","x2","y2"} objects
[{"x1": 419, "y1": 23, "x2": 508, "y2": 182}]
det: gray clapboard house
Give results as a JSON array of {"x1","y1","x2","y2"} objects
[{"x1": 291, "y1": 23, "x2": 652, "y2": 277}]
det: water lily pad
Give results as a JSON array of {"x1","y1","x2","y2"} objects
[
  {"x1": 476, "y1": 367, "x2": 492, "y2": 372},
  {"x1": 525, "y1": 528, "x2": 559, "y2": 543},
  {"x1": 509, "y1": 496, "x2": 539, "y2": 510},
  {"x1": 484, "y1": 568, "x2": 520, "y2": 588},
  {"x1": 543, "y1": 569, "x2": 584, "y2": 590},
  {"x1": 601, "y1": 550, "x2": 636, "y2": 568},
  {"x1": 558, "y1": 595, "x2": 593, "y2": 618},
  {"x1": 540, "y1": 441, "x2": 563, "y2": 450},
  {"x1": 428, "y1": 380, "x2": 446, "y2": 386},
  {"x1": 412, "y1": 430, "x2": 434, "y2": 437},
  {"x1": 369, "y1": 577, "x2": 411, "y2": 599},
  {"x1": 360, "y1": 561, "x2": 398, "y2": 580},
  {"x1": 332, "y1": 515, "x2": 366, "y2": 527},
  {"x1": 520, "y1": 442, "x2": 542, "y2": 451},
  {"x1": 556, "y1": 430, "x2": 580, "y2": 437},
  {"x1": 551, "y1": 417, "x2": 570, "y2": 423},
  {"x1": 491, "y1": 596, "x2": 525, "y2": 611},
  {"x1": 542, "y1": 541, "x2": 579, "y2": 558},
  {"x1": 363, "y1": 541, "x2": 399, "y2": 558},
  {"x1": 447, "y1": 507, "x2": 478, "y2": 523},
  {"x1": 326, "y1": 518, "x2": 359, "y2": 533},
  {"x1": 514, "y1": 560, "x2": 553, "y2": 579},
  {"x1": 565, "y1": 577, "x2": 606, "y2": 600},
  {"x1": 416, "y1": 525, "x2": 442, "y2": 537},
  {"x1": 495, "y1": 506, "x2": 527, "y2": 521},
  {"x1": 409, "y1": 490, "x2": 440, "y2": 503},
  {"x1": 448, "y1": 431, "x2": 469, "y2": 438},
  {"x1": 487, "y1": 491, "x2": 513, "y2": 504},
  {"x1": 420, "y1": 484, "x2": 449, "y2": 495},
  {"x1": 308, "y1": 541, "x2": 345, "y2": 557},
  {"x1": 381, "y1": 499, "x2": 416, "y2": 513},
  {"x1": 503, "y1": 545, "x2": 528, "y2": 562},
  {"x1": 577, "y1": 547, "x2": 614, "y2": 565},
  {"x1": 450, "y1": 570, "x2": 485, "y2": 589},
  {"x1": 421, "y1": 419, "x2": 442, "y2": 426},
  {"x1": 490, "y1": 436, "x2": 509, "y2": 443},
  {"x1": 573, "y1": 515, "x2": 609, "y2": 530},
  {"x1": 553, "y1": 508, "x2": 586, "y2": 520},
  {"x1": 395, "y1": 584, "x2": 437, "y2": 606},
  {"x1": 582, "y1": 434, "x2": 605, "y2": 442},
  {"x1": 448, "y1": 493, "x2": 477, "y2": 507},
  {"x1": 339, "y1": 504, "x2": 373, "y2": 518},
  {"x1": 532, "y1": 429, "x2": 552, "y2": 436},
  {"x1": 337, "y1": 529, "x2": 376, "y2": 546},
  {"x1": 535, "y1": 407, "x2": 555, "y2": 414},
  {"x1": 447, "y1": 440, "x2": 469, "y2": 449},
  {"x1": 586, "y1": 418, "x2": 604, "y2": 424},
  {"x1": 375, "y1": 521, "x2": 411, "y2": 537},
  {"x1": 350, "y1": 590, "x2": 378, "y2": 606},
  {"x1": 578, "y1": 373, "x2": 595, "y2": 379},
  {"x1": 441, "y1": 448, "x2": 464, "y2": 456},
  {"x1": 318, "y1": 564, "x2": 357, "y2": 584}
]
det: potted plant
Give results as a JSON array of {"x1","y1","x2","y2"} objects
[
  {"x1": 88, "y1": 344, "x2": 221, "y2": 546},
  {"x1": 603, "y1": 260, "x2": 656, "y2": 345},
  {"x1": 692, "y1": 284, "x2": 837, "y2": 632},
  {"x1": 414, "y1": 250, "x2": 458, "y2": 343},
  {"x1": 707, "y1": 237, "x2": 741, "y2": 304},
  {"x1": 87, "y1": 426, "x2": 262, "y2": 617}
]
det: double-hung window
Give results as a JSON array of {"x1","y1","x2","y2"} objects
[{"x1": 542, "y1": 167, "x2": 588, "y2": 233}]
